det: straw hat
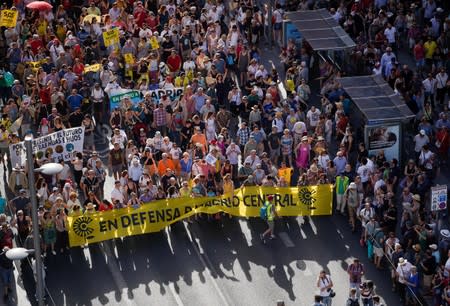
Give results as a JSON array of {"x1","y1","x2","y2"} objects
[
  {"x1": 441, "y1": 229, "x2": 450, "y2": 238},
  {"x1": 412, "y1": 194, "x2": 421, "y2": 202},
  {"x1": 398, "y1": 257, "x2": 407, "y2": 265},
  {"x1": 309, "y1": 164, "x2": 319, "y2": 173},
  {"x1": 86, "y1": 203, "x2": 96, "y2": 210}
]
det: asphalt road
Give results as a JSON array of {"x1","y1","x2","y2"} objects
[{"x1": 42, "y1": 214, "x2": 400, "y2": 306}]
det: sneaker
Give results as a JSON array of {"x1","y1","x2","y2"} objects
[
  {"x1": 270, "y1": 235, "x2": 276, "y2": 240},
  {"x1": 52, "y1": 250, "x2": 56, "y2": 255}
]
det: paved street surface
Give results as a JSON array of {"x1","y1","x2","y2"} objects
[{"x1": 43, "y1": 215, "x2": 400, "y2": 306}]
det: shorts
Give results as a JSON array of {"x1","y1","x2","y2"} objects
[
  {"x1": 374, "y1": 247, "x2": 383, "y2": 257},
  {"x1": 0, "y1": 267, "x2": 12, "y2": 285},
  {"x1": 267, "y1": 220, "x2": 275, "y2": 231},
  {"x1": 112, "y1": 164, "x2": 123, "y2": 174},
  {"x1": 274, "y1": 23, "x2": 282, "y2": 30}
]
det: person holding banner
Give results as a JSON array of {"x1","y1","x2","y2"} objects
[{"x1": 260, "y1": 194, "x2": 277, "y2": 243}]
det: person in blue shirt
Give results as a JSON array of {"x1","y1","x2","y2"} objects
[
  {"x1": 0, "y1": 194, "x2": 5, "y2": 214},
  {"x1": 405, "y1": 266, "x2": 419, "y2": 304},
  {"x1": 67, "y1": 89, "x2": 84, "y2": 111}
]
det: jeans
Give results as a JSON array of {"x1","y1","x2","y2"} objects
[{"x1": 322, "y1": 296, "x2": 332, "y2": 306}]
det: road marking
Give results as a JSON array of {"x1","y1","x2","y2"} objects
[
  {"x1": 167, "y1": 282, "x2": 185, "y2": 306},
  {"x1": 300, "y1": 228, "x2": 307, "y2": 239},
  {"x1": 100, "y1": 242, "x2": 137, "y2": 306},
  {"x1": 309, "y1": 218, "x2": 318, "y2": 235},
  {"x1": 238, "y1": 219, "x2": 253, "y2": 246},
  {"x1": 278, "y1": 232, "x2": 295, "y2": 248},
  {"x1": 184, "y1": 223, "x2": 231, "y2": 306}
]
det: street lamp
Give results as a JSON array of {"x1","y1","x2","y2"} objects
[
  {"x1": 24, "y1": 135, "x2": 63, "y2": 306},
  {"x1": 5, "y1": 247, "x2": 34, "y2": 260}
]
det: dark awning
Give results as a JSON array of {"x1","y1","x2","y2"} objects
[
  {"x1": 285, "y1": 9, "x2": 356, "y2": 51},
  {"x1": 338, "y1": 75, "x2": 415, "y2": 124}
]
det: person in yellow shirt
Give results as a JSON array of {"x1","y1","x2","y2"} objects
[
  {"x1": 87, "y1": 3, "x2": 101, "y2": 16},
  {"x1": 424, "y1": 36, "x2": 437, "y2": 67},
  {"x1": 35, "y1": 16, "x2": 48, "y2": 38},
  {"x1": 277, "y1": 161, "x2": 293, "y2": 186},
  {"x1": 222, "y1": 174, "x2": 234, "y2": 196}
]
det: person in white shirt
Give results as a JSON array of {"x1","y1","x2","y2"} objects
[
  {"x1": 139, "y1": 24, "x2": 152, "y2": 39},
  {"x1": 306, "y1": 106, "x2": 321, "y2": 131},
  {"x1": 111, "y1": 180, "x2": 125, "y2": 206},
  {"x1": 422, "y1": 73, "x2": 438, "y2": 107},
  {"x1": 292, "y1": 120, "x2": 307, "y2": 146},
  {"x1": 111, "y1": 128, "x2": 128, "y2": 149},
  {"x1": 436, "y1": 68, "x2": 448, "y2": 105},
  {"x1": 380, "y1": 47, "x2": 396, "y2": 76},
  {"x1": 413, "y1": 129, "x2": 430, "y2": 156},
  {"x1": 372, "y1": 62, "x2": 382, "y2": 76},
  {"x1": 384, "y1": 23, "x2": 397, "y2": 46},
  {"x1": 226, "y1": 143, "x2": 241, "y2": 167},
  {"x1": 244, "y1": 150, "x2": 262, "y2": 170},
  {"x1": 128, "y1": 158, "x2": 143, "y2": 183},
  {"x1": 357, "y1": 157, "x2": 371, "y2": 193},
  {"x1": 395, "y1": 257, "x2": 412, "y2": 297}
]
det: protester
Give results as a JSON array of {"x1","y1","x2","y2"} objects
[{"x1": 0, "y1": 1, "x2": 448, "y2": 305}]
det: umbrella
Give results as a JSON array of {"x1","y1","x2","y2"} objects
[
  {"x1": 83, "y1": 14, "x2": 101, "y2": 24},
  {"x1": 26, "y1": 1, "x2": 53, "y2": 10}
]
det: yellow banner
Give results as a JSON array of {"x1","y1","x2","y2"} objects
[
  {"x1": 123, "y1": 53, "x2": 134, "y2": 64},
  {"x1": 0, "y1": 10, "x2": 18, "y2": 28},
  {"x1": 68, "y1": 185, "x2": 333, "y2": 247},
  {"x1": 26, "y1": 59, "x2": 48, "y2": 72},
  {"x1": 103, "y1": 28, "x2": 120, "y2": 47},
  {"x1": 84, "y1": 63, "x2": 102, "y2": 73}
]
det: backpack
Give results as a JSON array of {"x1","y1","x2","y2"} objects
[{"x1": 260, "y1": 202, "x2": 270, "y2": 220}]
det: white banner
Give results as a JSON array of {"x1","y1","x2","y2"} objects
[
  {"x1": 431, "y1": 185, "x2": 448, "y2": 212},
  {"x1": 9, "y1": 127, "x2": 85, "y2": 167}
]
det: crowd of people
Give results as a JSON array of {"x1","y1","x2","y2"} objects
[{"x1": 0, "y1": 0, "x2": 449, "y2": 305}]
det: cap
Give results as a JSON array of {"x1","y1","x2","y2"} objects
[
  {"x1": 419, "y1": 129, "x2": 425, "y2": 136},
  {"x1": 267, "y1": 194, "x2": 274, "y2": 201}
]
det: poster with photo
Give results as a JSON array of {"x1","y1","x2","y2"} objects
[{"x1": 366, "y1": 124, "x2": 400, "y2": 162}]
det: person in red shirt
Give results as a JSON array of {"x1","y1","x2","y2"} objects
[
  {"x1": 336, "y1": 112, "x2": 349, "y2": 141},
  {"x1": 413, "y1": 40, "x2": 425, "y2": 73},
  {"x1": 72, "y1": 58, "x2": 85, "y2": 76},
  {"x1": 435, "y1": 126, "x2": 449, "y2": 163},
  {"x1": 39, "y1": 81, "x2": 52, "y2": 112},
  {"x1": 167, "y1": 50, "x2": 182, "y2": 74},
  {"x1": 28, "y1": 34, "x2": 44, "y2": 55},
  {"x1": 98, "y1": 200, "x2": 114, "y2": 212}
]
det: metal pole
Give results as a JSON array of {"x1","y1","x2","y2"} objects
[{"x1": 24, "y1": 138, "x2": 44, "y2": 306}]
